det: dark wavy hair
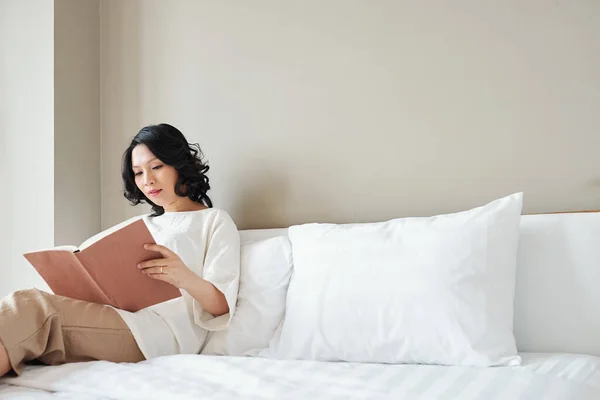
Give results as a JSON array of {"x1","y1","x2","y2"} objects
[{"x1": 121, "y1": 123, "x2": 212, "y2": 217}]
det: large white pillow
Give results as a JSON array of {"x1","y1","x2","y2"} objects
[
  {"x1": 201, "y1": 236, "x2": 293, "y2": 356},
  {"x1": 264, "y1": 193, "x2": 524, "y2": 367}
]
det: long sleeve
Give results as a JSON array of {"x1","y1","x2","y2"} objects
[{"x1": 192, "y1": 212, "x2": 241, "y2": 331}]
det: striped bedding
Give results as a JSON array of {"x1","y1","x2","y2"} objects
[{"x1": 1, "y1": 353, "x2": 599, "y2": 399}]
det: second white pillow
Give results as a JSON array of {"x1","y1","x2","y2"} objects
[{"x1": 265, "y1": 193, "x2": 524, "y2": 367}]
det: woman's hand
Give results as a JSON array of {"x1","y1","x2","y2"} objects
[{"x1": 137, "y1": 244, "x2": 196, "y2": 289}]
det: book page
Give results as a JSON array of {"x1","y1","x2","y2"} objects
[
  {"x1": 26, "y1": 245, "x2": 78, "y2": 253},
  {"x1": 79, "y1": 214, "x2": 146, "y2": 251}
]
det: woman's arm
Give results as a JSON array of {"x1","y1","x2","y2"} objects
[{"x1": 180, "y1": 274, "x2": 229, "y2": 316}]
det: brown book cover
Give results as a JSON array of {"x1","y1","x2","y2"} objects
[{"x1": 23, "y1": 218, "x2": 182, "y2": 312}]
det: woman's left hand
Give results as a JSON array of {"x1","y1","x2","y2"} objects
[{"x1": 137, "y1": 244, "x2": 196, "y2": 289}]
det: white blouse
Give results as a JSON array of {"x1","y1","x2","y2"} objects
[{"x1": 114, "y1": 208, "x2": 240, "y2": 359}]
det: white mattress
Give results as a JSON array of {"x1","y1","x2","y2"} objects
[{"x1": 1, "y1": 353, "x2": 599, "y2": 399}]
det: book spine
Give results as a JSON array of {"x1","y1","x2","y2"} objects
[{"x1": 76, "y1": 253, "x2": 118, "y2": 307}]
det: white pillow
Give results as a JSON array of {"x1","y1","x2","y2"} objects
[
  {"x1": 201, "y1": 236, "x2": 293, "y2": 356},
  {"x1": 264, "y1": 193, "x2": 524, "y2": 367}
]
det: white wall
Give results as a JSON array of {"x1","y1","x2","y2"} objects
[
  {"x1": 100, "y1": 1, "x2": 600, "y2": 230},
  {"x1": 0, "y1": 0, "x2": 101, "y2": 297},
  {"x1": 0, "y1": 0, "x2": 54, "y2": 296}
]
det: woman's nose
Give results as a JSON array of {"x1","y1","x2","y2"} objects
[{"x1": 144, "y1": 173, "x2": 155, "y2": 186}]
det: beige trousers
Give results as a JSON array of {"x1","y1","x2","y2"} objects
[{"x1": 0, "y1": 288, "x2": 145, "y2": 375}]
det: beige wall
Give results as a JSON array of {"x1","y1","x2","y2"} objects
[
  {"x1": 100, "y1": 1, "x2": 600, "y2": 230},
  {"x1": 1, "y1": 1, "x2": 598, "y2": 295},
  {"x1": 54, "y1": 0, "x2": 101, "y2": 246},
  {"x1": 0, "y1": 0, "x2": 54, "y2": 295}
]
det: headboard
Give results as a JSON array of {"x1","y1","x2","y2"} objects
[
  {"x1": 513, "y1": 212, "x2": 600, "y2": 356},
  {"x1": 240, "y1": 211, "x2": 600, "y2": 356}
]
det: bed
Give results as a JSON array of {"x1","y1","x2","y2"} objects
[
  {"x1": 1, "y1": 352, "x2": 600, "y2": 399},
  {"x1": 2, "y1": 204, "x2": 600, "y2": 399}
]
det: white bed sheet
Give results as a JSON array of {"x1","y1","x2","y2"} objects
[{"x1": 1, "y1": 353, "x2": 599, "y2": 399}]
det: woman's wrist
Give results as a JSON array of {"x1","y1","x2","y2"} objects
[
  {"x1": 180, "y1": 273, "x2": 228, "y2": 315},
  {"x1": 179, "y1": 272, "x2": 204, "y2": 292}
]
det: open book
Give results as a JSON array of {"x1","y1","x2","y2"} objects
[{"x1": 23, "y1": 217, "x2": 182, "y2": 312}]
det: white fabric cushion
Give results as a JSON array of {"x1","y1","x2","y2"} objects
[
  {"x1": 265, "y1": 193, "x2": 524, "y2": 366},
  {"x1": 201, "y1": 236, "x2": 293, "y2": 356}
]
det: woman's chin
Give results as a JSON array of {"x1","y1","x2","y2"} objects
[{"x1": 146, "y1": 198, "x2": 165, "y2": 207}]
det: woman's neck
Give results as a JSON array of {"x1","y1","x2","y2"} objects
[{"x1": 163, "y1": 198, "x2": 208, "y2": 213}]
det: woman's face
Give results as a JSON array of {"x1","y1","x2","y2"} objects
[{"x1": 131, "y1": 144, "x2": 180, "y2": 209}]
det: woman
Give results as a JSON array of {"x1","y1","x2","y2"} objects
[{"x1": 0, "y1": 123, "x2": 240, "y2": 377}]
